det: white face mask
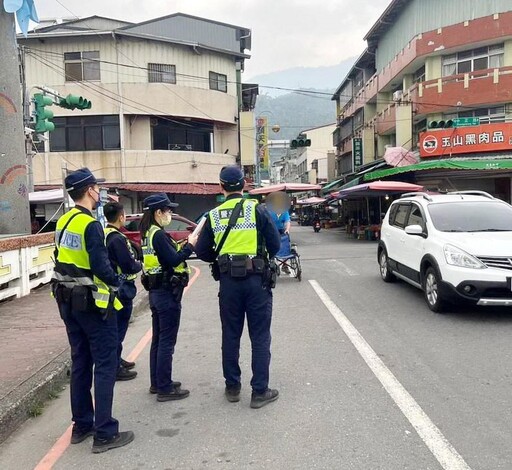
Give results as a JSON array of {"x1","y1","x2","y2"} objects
[{"x1": 159, "y1": 211, "x2": 172, "y2": 226}]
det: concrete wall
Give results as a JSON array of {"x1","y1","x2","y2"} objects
[
  {"x1": 240, "y1": 111, "x2": 256, "y2": 166},
  {"x1": 33, "y1": 150, "x2": 236, "y2": 185}
]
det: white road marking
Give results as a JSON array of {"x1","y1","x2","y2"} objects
[
  {"x1": 325, "y1": 259, "x2": 359, "y2": 276},
  {"x1": 309, "y1": 280, "x2": 472, "y2": 470}
]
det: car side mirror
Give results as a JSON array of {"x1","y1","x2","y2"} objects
[
  {"x1": 186, "y1": 225, "x2": 195, "y2": 232},
  {"x1": 405, "y1": 224, "x2": 425, "y2": 237}
]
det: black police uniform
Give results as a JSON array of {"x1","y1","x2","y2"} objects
[
  {"x1": 105, "y1": 225, "x2": 142, "y2": 372},
  {"x1": 195, "y1": 181, "x2": 280, "y2": 400},
  {"x1": 51, "y1": 168, "x2": 129, "y2": 447},
  {"x1": 141, "y1": 194, "x2": 194, "y2": 400}
]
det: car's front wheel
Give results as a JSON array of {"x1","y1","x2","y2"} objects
[
  {"x1": 379, "y1": 249, "x2": 395, "y2": 282},
  {"x1": 423, "y1": 266, "x2": 447, "y2": 313}
]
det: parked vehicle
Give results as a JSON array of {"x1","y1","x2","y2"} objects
[
  {"x1": 313, "y1": 221, "x2": 321, "y2": 233},
  {"x1": 123, "y1": 213, "x2": 196, "y2": 245},
  {"x1": 378, "y1": 191, "x2": 512, "y2": 312}
]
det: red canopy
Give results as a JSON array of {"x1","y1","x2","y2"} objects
[
  {"x1": 249, "y1": 183, "x2": 321, "y2": 195},
  {"x1": 337, "y1": 181, "x2": 424, "y2": 199}
]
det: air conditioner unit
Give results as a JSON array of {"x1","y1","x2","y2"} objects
[{"x1": 392, "y1": 90, "x2": 403, "y2": 102}]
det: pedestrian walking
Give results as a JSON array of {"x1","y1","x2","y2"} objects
[
  {"x1": 140, "y1": 193, "x2": 198, "y2": 402},
  {"x1": 51, "y1": 168, "x2": 134, "y2": 453},
  {"x1": 195, "y1": 166, "x2": 281, "y2": 409},
  {"x1": 103, "y1": 202, "x2": 142, "y2": 382}
]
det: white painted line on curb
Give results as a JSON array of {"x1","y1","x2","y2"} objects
[{"x1": 309, "y1": 280, "x2": 472, "y2": 470}]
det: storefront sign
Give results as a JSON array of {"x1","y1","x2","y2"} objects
[
  {"x1": 419, "y1": 123, "x2": 512, "y2": 158},
  {"x1": 352, "y1": 138, "x2": 363, "y2": 169}
]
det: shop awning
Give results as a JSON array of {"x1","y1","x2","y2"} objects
[
  {"x1": 364, "y1": 158, "x2": 512, "y2": 181},
  {"x1": 249, "y1": 183, "x2": 321, "y2": 195},
  {"x1": 296, "y1": 196, "x2": 326, "y2": 206},
  {"x1": 336, "y1": 181, "x2": 424, "y2": 199},
  {"x1": 320, "y1": 178, "x2": 345, "y2": 194}
]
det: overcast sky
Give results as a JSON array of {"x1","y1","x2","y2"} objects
[{"x1": 36, "y1": 0, "x2": 392, "y2": 78}]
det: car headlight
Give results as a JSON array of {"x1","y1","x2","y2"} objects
[{"x1": 443, "y1": 244, "x2": 486, "y2": 269}]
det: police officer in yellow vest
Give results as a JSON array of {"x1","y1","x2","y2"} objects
[
  {"x1": 103, "y1": 202, "x2": 142, "y2": 381},
  {"x1": 51, "y1": 168, "x2": 134, "y2": 453},
  {"x1": 140, "y1": 193, "x2": 198, "y2": 402},
  {"x1": 195, "y1": 166, "x2": 281, "y2": 409}
]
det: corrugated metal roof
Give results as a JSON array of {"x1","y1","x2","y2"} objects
[
  {"x1": 111, "y1": 183, "x2": 221, "y2": 195},
  {"x1": 35, "y1": 183, "x2": 222, "y2": 195}
]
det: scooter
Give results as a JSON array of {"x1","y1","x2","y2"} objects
[{"x1": 313, "y1": 221, "x2": 321, "y2": 233}]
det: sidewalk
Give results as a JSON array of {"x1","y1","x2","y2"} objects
[{"x1": 0, "y1": 283, "x2": 147, "y2": 444}]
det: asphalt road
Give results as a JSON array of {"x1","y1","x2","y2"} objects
[{"x1": 1, "y1": 224, "x2": 512, "y2": 470}]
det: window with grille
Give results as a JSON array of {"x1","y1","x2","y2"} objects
[
  {"x1": 49, "y1": 115, "x2": 120, "y2": 152},
  {"x1": 64, "y1": 51, "x2": 100, "y2": 82},
  {"x1": 209, "y1": 71, "x2": 228, "y2": 93},
  {"x1": 148, "y1": 63, "x2": 176, "y2": 84},
  {"x1": 442, "y1": 44, "x2": 504, "y2": 77}
]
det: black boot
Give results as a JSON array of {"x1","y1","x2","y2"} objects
[
  {"x1": 157, "y1": 386, "x2": 190, "y2": 402},
  {"x1": 225, "y1": 386, "x2": 241, "y2": 403},
  {"x1": 92, "y1": 431, "x2": 135, "y2": 454},
  {"x1": 250, "y1": 389, "x2": 279, "y2": 409},
  {"x1": 70, "y1": 427, "x2": 94, "y2": 444},
  {"x1": 149, "y1": 381, "x2": 181, "y2": 394},
  {"x1": 116, "y1": 367, "x2": 137, "y2": 381},
  {"x1": 120, "y1": 358, "x2": 135, "y2": 370}
]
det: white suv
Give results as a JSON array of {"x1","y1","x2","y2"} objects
[{"x1": 378, "y1": 191, "x2": 512, "y2": 312}]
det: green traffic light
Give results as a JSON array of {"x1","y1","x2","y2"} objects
[
  {"x1": 33, "y1": 93, "x2": 55, "y2": 134},
  {"x1": 60, "y1": 94, "x2": 92, "y2": 110}
]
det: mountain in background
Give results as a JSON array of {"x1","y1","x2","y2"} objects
[
  {"x1": 247, "y1": 58, "x2": 355, "y2": 140},
  {"x1": 247, "y1": 57, "x2": 356, "y2": 97},
  {"x1": 254, "y1": 91, "x2": 337, "y2": 140}
]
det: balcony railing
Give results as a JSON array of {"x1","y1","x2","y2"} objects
[
  {"x1": 413, "y1": 66, "x2": 512, "y2": 115},
  {"x1": 339, "y1": 74, "x2": 379, "y2": 120}
]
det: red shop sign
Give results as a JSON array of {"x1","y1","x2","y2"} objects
[{"x1": 419, "y1": 123, "x2": 512, "y2": 158}]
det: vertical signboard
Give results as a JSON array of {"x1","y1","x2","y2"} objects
[
  {"x1": 256, "y1": 117, "x2": 269, "y2": 169},
  {"x1": 352, "y1": 137, "x2": 363, "y2": 170}
]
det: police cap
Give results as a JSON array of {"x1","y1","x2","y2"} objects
[
  {"x1": 219, "y1": 165, "x2": 245, "y2": 191},
  {"x1": 65, "y1": 167, "x2": 105, "y2": 192},
  {"x1": 143, "y1": 193, "x2": 179, "y2": 211}
]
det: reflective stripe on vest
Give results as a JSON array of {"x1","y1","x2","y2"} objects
[
  {"x1": 53, "y1": 208, "x2": 122, "y2": 311},
  {"x1": 104, "y1": 227, "x2": 137, "y2": 281},
  {"x1": 142, "y1": 225, "x2": 190, "y2": 275},
  {"x1": 209, "y1": 199, "x2": 258, "y2": 256}
]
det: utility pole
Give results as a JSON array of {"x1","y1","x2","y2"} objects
[{"x1": 0, "y1": 9, "x2": 30, "y2": 235}]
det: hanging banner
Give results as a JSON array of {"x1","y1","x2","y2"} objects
[
  {"x1": 256, "y1": 117, "x2": 269, "y2": 169},
  {"x1": 419, "y1": 123, "x2": 512, "y2": 158}
]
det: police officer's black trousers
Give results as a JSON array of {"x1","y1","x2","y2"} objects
[
  {"x1": 117, "y1": 299, "x2": 133, "y2": 368},
  {"x1": 58, "y1": 300, "x2": 119, "y2": 440},
  {"x1": 219, "y1": 274, "x2": 273, "y2": 394},
  {"x1": 149, "y1": 288, "x2": 182, "y2": 394}
]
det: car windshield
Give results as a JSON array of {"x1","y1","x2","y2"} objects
[{"x1": 428, "y1": 201, "x2": 512, "y2": 232}]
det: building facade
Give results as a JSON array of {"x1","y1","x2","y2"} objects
[
  {"x1": 332, "y1": 0, "x2": 512, "y2": 201},
  {"x1": 296, "y1": 124, "x2": 336, "y2": 184},
  {"x1": 20, "y1": 14, "x2": 252, "y2": 216}
]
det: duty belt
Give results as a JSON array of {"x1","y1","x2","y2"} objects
[{"x1": 217, "y1": 254, "x2": 267, "y2": 276}]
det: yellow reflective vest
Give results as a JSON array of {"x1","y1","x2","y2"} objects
[
  {"x1": 142, "y1": 224, "x2": 190, "y2": 275},
  {"x1": 209, "y1": 198, "x2": 259, "y2": 256},
  {"x1": 53, "y1": 208, "x2": 123, "y2": 311},
  {"x1": 104, "y1": 226, "x2": 137, "y2": 281}
]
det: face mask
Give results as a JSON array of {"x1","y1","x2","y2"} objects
[
  {"x1": 90, "y1": 188, "x2": 101, "y2": 209},
  {"x1": 160, "y1": 211, "x2": 172, "y2": 226}
]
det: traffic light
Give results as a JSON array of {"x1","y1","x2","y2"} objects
[
  {"x1": 59, "y1": 94, "x2": 92, "y2": 110},
  {"x1": 290, "y1": 135, "x2": 312, "y2": 149},
  {"x1": 428, "y1": 119, "x2": 454, "y2": 129},
  {"x1": 33, "y1": 93, "x2": 55, "y2": 133}
]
